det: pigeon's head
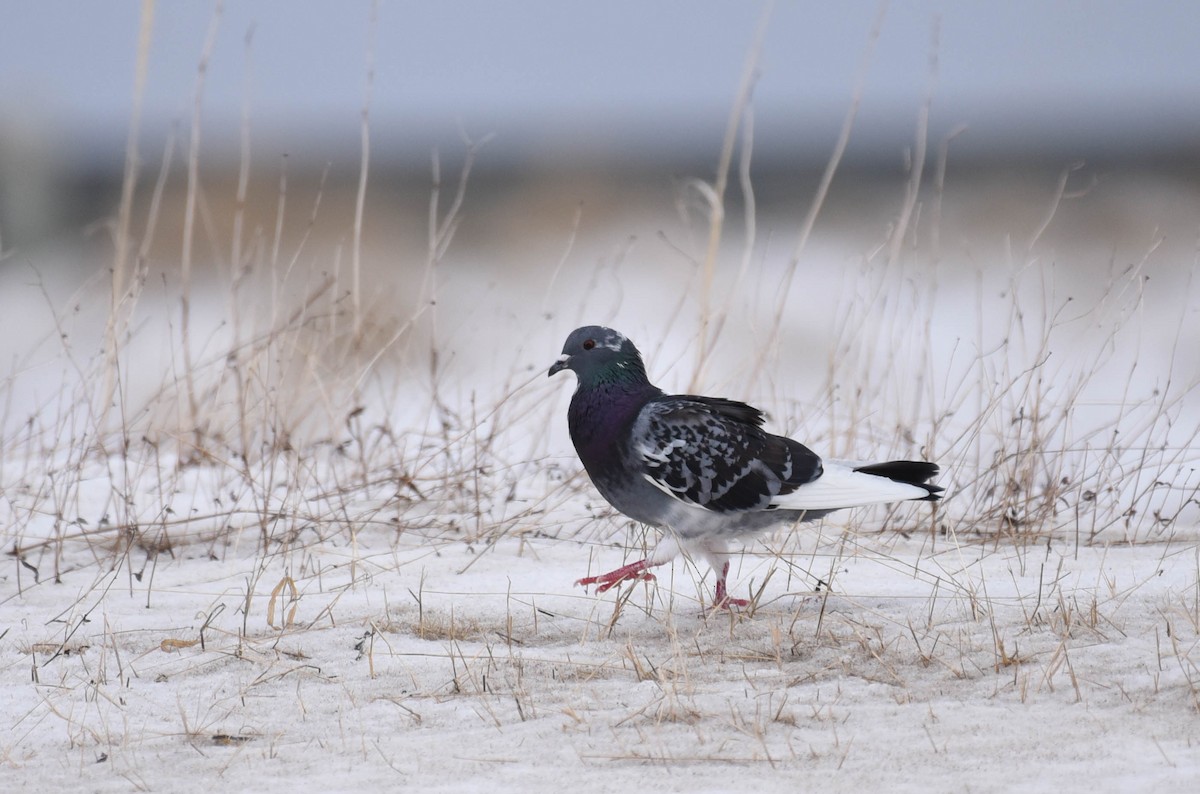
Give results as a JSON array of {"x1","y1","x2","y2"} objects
[{"x1": 548, "y1": 326, "x2": 648, "y2": 384}]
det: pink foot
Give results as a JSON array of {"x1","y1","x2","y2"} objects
[
  {"x1": 712, "y1": 562, "x2": 749, "y2": 610},
  {"x1": 576, "y1": 559, "x2": 656, "y2": 594}
]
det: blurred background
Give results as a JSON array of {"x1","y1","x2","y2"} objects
[
  {"x1": 3, "y1": 1, "x2": 1199, "y2": 245},
  {"x1": 1, "y1": 0, "x2": 1198, "y2": 450}
]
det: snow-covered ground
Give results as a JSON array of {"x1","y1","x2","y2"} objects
[
  {"x1": 4, "y1": 509, "x2": 1199, "y2": 792},
  {"x1": 2, "y1": 168, "x2": 1199, "y2": 791}
]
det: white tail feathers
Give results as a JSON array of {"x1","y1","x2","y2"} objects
[{"x1": 769, "y1": 461, "x2": 933, "y2": 511}]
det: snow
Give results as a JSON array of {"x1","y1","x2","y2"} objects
[
  {"x1": 3, "y1": 465, "x2": 1199, "y2": 792},
  {"x1": 4, "y1": 473, "x2": 1200, "y2": 792},
  {"x1": 3, "y1": 167, "x2": 1199, "y2": 790}
]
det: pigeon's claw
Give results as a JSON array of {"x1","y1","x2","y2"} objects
[
  {"x1": 576, "y1": 559, "x2": 656, "y2": 593},
  {"x1": 711, "y1": 562, "x2": 750, "y2": 610}
]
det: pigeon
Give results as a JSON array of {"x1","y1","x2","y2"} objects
[{"x1": 549, "y1": 325, "x2": 942, "y2": 608}]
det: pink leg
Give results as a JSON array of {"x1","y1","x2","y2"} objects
[
  {"x1": 712, "y1": 561, "x2": 749, "y2": 610},
  {"x1": 576, "y1": 558, "x2": 662, "y2": 593}
]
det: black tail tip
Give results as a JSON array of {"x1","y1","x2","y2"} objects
[{"x1": 854, "y1": 460, "x2": 943, "y2": 501}]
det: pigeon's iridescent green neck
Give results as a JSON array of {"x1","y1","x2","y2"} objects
[{"x1": 581, "y1": 355, "x2": 650, "y2": 389}]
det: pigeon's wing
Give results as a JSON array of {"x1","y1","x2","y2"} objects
[{"x1": 633, "y1": 396, "x2": 822, "y2": 513}]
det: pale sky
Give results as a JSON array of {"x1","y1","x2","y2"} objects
[{"x1": 2, "y1": 1, "x2": 1199, "y2": 168}]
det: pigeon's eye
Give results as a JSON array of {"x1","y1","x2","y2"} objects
[{"x1": 582, "y1": 339, "x2": 596, "y2": 351}]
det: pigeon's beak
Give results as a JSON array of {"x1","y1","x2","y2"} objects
[{"x1": 548, "y1": 354, "x2": 570, "y2": 377}]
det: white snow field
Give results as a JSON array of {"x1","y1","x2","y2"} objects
[{"x1": 2, "y1": 167, "x2": 1199, "y2": 792}]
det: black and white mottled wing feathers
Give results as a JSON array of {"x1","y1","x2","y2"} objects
[{"x1": 633, "y1": 396, "x2": 823, "y2": 513}]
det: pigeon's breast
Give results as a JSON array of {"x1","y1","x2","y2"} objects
[{"x1": 567, "y1": 385, "x2": 650, "y2": 463}]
